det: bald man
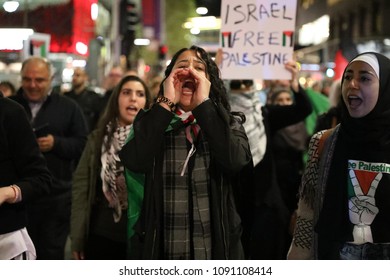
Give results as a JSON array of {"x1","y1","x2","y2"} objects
[{"x1": 64, "y1": 67, "x2": 102, "y2": 132}]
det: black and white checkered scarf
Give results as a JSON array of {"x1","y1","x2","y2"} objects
[
  {"x1": 163, "y1": 126, "x2": 212, "y2": 259},
  {"x1": 101, "y1": 122, "x2": 131, "y2": 222}
]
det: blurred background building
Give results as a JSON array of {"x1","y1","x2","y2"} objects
[
  {"x1": 0, "y1": 0, "x2": 390, "y2": 90},
  {"x1": 295, "y1": 0, "x2": 390, "y2": 85}
]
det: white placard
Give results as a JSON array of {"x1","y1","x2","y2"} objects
[{"x1": 219, "y1": 0, "x2": 297, "y2": 80}]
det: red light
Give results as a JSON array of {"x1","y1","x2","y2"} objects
[{"x1": 160, "y1": 45, "x2": 168, "y2": 54}]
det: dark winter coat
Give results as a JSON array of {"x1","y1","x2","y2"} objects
[{"x1": 119, "y1": 100, "x2": 252, "y2": 259}]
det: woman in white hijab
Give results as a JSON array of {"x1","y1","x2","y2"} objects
[{"x1": 288, "y1": 52, "x2": 390, "y2": 260}]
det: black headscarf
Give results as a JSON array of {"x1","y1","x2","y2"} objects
[{"x1": 315, "y1": 52, "x2": 390, "y2": 259}]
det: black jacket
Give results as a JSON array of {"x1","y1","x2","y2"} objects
[
  {"x1": 10, "y1": 91, "x2": 88, "y2": 194},
  {"x1": 119, "y1": 100, "x2": 252, "y2": 259},
  {"x1": 235, "y1": 85, "x2": 313, "y2": 259},
  {"x1": 64, "y1": 88, "x2": 103, "y2": 133},
  {"x1": 0, "y1": 97, "x2": 52, "y2": 234}
]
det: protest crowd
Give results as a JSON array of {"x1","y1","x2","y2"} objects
[{"x1": 1, "y1": 0, "x2": 390, "y2": 261}]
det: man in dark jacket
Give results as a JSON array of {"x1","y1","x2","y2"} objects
[
  {"x1": 0, "y1": 96, "x2": 52, "y2": 259},
  {"x1": 64, "y1": 67, "x2": 102, "y2": 133},
  {"x1": 10, "y1": 57, "x2": 88, "y2": 259}
]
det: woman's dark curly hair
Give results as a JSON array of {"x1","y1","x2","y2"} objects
[
  {"x1": 97, "y1": 75, "x2": 152, "y2": 152},
  {"x1": 158, "y1": 45, "x2": 245, "y2": 123}
]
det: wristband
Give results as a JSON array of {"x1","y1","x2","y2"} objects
[
  {"x1": 156, "y1": 96, "x2": 176, "y2": 111},
  {"x1": 9, "y1": 184, "x2": 21, "y2": 203}
]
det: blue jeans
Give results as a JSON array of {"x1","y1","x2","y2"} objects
[{"x1": 340, "y1": 243, "x2": 390, "y2": 260}]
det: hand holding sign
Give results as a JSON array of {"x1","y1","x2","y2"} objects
[{"x1": 284, "y1": 60, "x2": 300, "y2": 91}]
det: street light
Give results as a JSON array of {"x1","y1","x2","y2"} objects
[
  {"x1": 134, "y1": 38, "x2": 150, "y2": 46},
  {"x1": 3, "y1": 1, "x2": 19, "y2": 12},
  {"x1": 196, "y1": 7, "x2": 208, "y2": 15}
]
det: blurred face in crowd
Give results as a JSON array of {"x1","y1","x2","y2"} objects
[
  {"x1": 118, "y1": 80, "x2": 147, "y2": 126},
  {"x1": 72, "y1": 68, "x2": 88, "y2": 91},
  {"x1": 0, "y1": 83, "x2": 14, "y2": 97},
  {"x1": 342, "y1": 60, "x2": 379, "y2": 118},
  {"x1": 107, "y1": 66, "x2": 123, "y2": 90},
  {"x1": 273, "y1": 91, "x2": 293, "y2": 106},
  {"x1": 21, "y1": 58, "x2": 52, "y2": 102},
  {"x1": 172, "y1": 50, "x2": 208, "y2": 112}
]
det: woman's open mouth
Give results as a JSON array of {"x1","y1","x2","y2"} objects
[
  {"x1": 348, "y1": 95, "x2": 362, "y2": 109},
  {"x1": 182, "y1": 79, "x2": 196, "y2": 95}
]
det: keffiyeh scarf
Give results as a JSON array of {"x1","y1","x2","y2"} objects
[
  {"x1": 228, "y1": 90, "x2": 266, "y2": 166},
  {"x1": 101, "y1": 122, "x2": 132, "y2": 222}
]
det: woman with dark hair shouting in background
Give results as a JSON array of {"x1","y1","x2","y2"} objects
[{"x1": 71, "y1": 75, "x2": 152, "y2": 260}]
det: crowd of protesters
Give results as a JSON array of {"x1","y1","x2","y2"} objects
[{"x1": 1, "y1": 45, "x2": 388, "y2": 260}]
